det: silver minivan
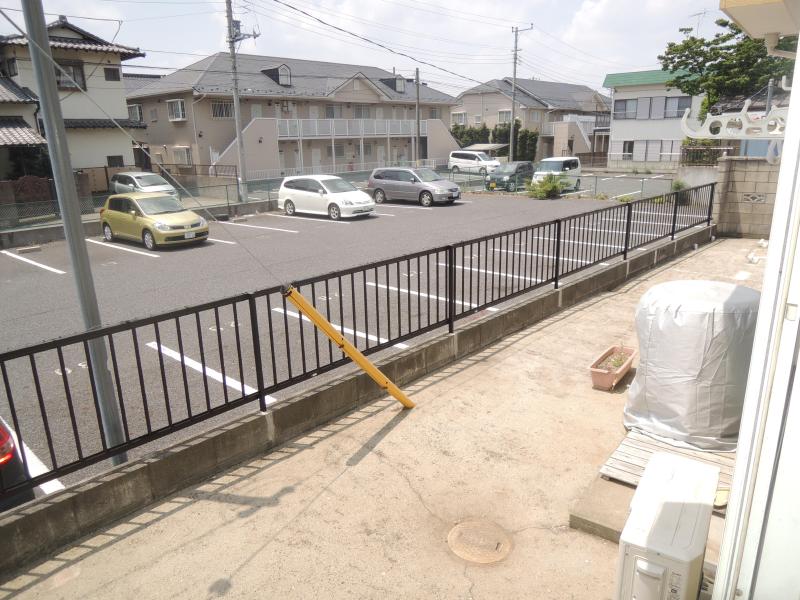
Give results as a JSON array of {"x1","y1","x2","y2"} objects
[
  {"x1": 110, "y1": 171, "x2": 179, "y2": 197},
  {"x1": 532, "y1": 157, "x2": 582, "y2": 190},
  {"x1": 366, "y1": 167, "x2": 461, "y2": 206}
]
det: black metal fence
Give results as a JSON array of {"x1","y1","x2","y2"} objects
[
  {"x1": 0, "y1": 183, "x2": 715, "y2": 501},
  {"x1": 680, "y1": 146, "x2": 733, "y2": 166}
]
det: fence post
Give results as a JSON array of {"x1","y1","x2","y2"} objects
[
  {"x1": 447, "y1": 245, "x2": 456, "y2": 333},
  {"x1": 623, "y1": 202, "x2": 633, "y2": 260},
  {"x1": 248, "y1": 295, "x2": 268, "y2": 412},
  {"x1": 707, "y1": 182, "x2": 715, "y2": 226},
  {"x1": 670, "y1": 191, "x2": 679, "y2": 240},
  {"x1": 554, "y1": 219, "x2": 561, "y2": 289}
]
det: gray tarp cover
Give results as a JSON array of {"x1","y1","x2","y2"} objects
[{"x1": 625, "y1": 280, "x2": 760, "y2": 451}]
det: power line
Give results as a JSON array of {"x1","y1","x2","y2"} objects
[
  {"x1": 0, "y1": 6, "x2": 121, "y2": 22},
  {"x1": 529, "y1": 25, "x2": 659, "y2": 69}
]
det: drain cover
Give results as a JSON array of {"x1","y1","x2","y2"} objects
[{"x1": 447, "y1": 520, "x2": 512, "y2": 564}]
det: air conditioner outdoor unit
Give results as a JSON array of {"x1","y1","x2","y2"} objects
[{"x1": 615, "y1": 453, "x2": 719, "y2": 600}]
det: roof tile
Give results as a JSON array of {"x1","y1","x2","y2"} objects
[{"x1": 0, "y1": 116, "x2": 46, "y2": 146}]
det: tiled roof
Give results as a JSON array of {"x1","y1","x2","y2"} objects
[
  {"x1": 0, "y1": 116, "x2": 46, "y2": 146},
  {"x1": 602, "y1": 69, "x2": 692, "y2": 88},
  {"x1": 123, "y1": 73, "x2": 163, "y2": 95},
  {"x1": 459, "y1": 78, "x2": 610, "y2": 113},
  {"x1": 127, "y1": 53, "x2": 456, "y2": 104},
  {"x1": 0, "y1": 77, "x2": 37, "y2": 103},
  {"x1": 64, "y1": 118, "x2": 146, "y2": 129},
  {"x1": 0, "y1": 16, "x2": 143, "y2": 60}
]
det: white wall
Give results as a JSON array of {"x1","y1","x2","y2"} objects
[
  {"x1": 610, "y1": 84, "x2": 703, "y2": 142},
  {"x1": 67, "y1": 129, "x2": 134, "y2": 168}
]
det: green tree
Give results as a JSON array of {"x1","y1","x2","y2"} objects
[
  {"x1": 450, "y1": 123, "x2": 491, "y2": 148},
  {"x1": 491, "y1": 119, "x2": 521, "y2": 157},
  {"x1": 658, "y1": 19, "x2": 796, "y2": 112}
]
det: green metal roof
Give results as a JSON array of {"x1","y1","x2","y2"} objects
[{"x1": 602, "y1": 69, "x2": 691, "y2": 88}]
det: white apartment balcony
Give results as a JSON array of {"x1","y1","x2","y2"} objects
[{"x1": 277, "y1": 118, "x2": 428, "y2": 139}]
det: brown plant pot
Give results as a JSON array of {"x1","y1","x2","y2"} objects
[{"x1": 589, "y1": 345, "x2": 636, "y2": 391}]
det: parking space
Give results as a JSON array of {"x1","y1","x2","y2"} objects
[{"x1": 0, "y1": 189, "x2": 711, "y2": 494}]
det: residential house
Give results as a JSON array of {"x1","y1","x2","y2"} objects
[
  {"x1": 602, "y1": 69, "x2": 703, "y2": 169},
  {"x1": 0, "y1": 15, "x2": 145, "y2": 172},
  {"x1": 451, "y1": 78, "x2": 611, "y2": 159},
  {"x1": 125, "y1": 53, "x2": 460, "y2": 178},
  {"x1": 0, "y1": 76, "x2": 45, "y2": 179}
]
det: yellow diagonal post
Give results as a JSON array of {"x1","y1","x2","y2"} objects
[{"x1": 282, "y1": 286, "x2": 415, "y2": 409}]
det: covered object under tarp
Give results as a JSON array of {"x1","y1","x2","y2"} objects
[{"x1": 625, "y1": 280, "x2": 760, "y2": 451}]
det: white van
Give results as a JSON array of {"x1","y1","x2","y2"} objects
[
  {"x1": 448, "y1": 150, "x2": 501, "y2": 175},
  {"x1": 533, "y1": 156, "x2": 582, "y2": 190}
]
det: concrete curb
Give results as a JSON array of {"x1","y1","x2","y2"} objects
[{"x1": 0, "y1": 224, "x2": 716, "y2": 574}]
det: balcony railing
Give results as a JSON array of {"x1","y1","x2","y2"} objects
[{"x1": 277, "y1": 118, "x2": 428, "y2": 139}]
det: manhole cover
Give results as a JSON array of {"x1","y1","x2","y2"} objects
[{"x1": 447, "y1": 520, "x2": 512, "y2": 564}]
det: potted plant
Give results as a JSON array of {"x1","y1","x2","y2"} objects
[{"x1": 589, "y1": 345, "x2": 636, "y2": 391}]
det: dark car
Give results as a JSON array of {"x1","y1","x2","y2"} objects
[
  {"x1": 485, "y1": 161, "x2": 534, "y2": 192},
  {"x1": 0, "y1": 421, "x2": 34, "y2": 511}
]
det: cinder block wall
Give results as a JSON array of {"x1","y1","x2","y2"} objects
[{"x1": 714, "y1": 156, "x2": 779, "y2": 238}]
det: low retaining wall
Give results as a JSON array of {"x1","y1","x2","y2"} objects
[
  {"x1": 714, "y1": 156, "x2": 778, "y2": 238},
  {"x1": 0, "y1": 225, "x2": 716, "y2": 574}
]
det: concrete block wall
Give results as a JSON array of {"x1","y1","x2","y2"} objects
[{"x1": 714, "y1": 156, "x2": 778, "y2": 238}]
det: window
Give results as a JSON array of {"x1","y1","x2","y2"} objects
[
  {"x1": 211, "y1": 101, "x2": 234, "y2": 119},
  {"x1": 498, "y1": 110, "x2": 512, "y2": 124},
  {"x1": 149, "y1": 107, "x2": 158, "y2": 122},
  {"x1": 325, "y1": 104, "x2": 343, "y2": 119},
  {"x1": 636, "y1": 97, "x2": 651, "y2": 120},
  {"x1": 529, "y1": 110, "x2": 541, "y2": 122},
  {"x1": 356, "y1": 143, "x2": 372, "y2": 157},
  {"x1": 106, "y1": 155, "x2": 124, "y2": 167},
  {"x1": 173, "y1": 146, "x2": 192, "y2": 165},
  {"x1": 649, "y1": 96, "x2": 665, "y2": 119},
  {"x1": 474, "y1": 115, "x2": 482, "y2": 125},
  {"x1": 278, "y1": 65, "x2": 291, "y2": 86},
  {"x1": 396, "y1": 77, "x2": 405, "y2": 93},
  {"x1": 55, "y1": 61, "x2": 86, "y2": 90},
  {"x1": 613, "y1": 99, "x2": 637, "y2": 119},
  {"x1": 104, "y1": 67, "x2": 120, "y2": 82},
  {"x1": 665, "y1": 96, "x2": 692, "y2": 118},
  {"x1": 167, "y1": 99, "x2": 186, "y2": 121},
  {"x1": 622, "y1": 140, "x2": 634, "y2": 160},
  {"x1": 2, "y1": 58, "x2": 17, "y2": 77},
  {"x1": 127, "y1": 104, "x2": 143, "y2": 122},
  {"x1": 429, "y1": 108, "x2": 440, "y2": 119},
  {"x1": 353, "y1": 104, "x2": 371, "y2": 119},
  {"x1": 451, "y1": 112, "x2": 466, "y2": 125},
  {"x1": 326, "y1": 144, "x2": 345, "y2": 158}
]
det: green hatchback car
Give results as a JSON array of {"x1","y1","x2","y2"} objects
[{"x1": 100, "y1": 193, "x2": 209, "y2": 250}]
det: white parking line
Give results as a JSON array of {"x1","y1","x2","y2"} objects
[
  {"x1": 265, "y1": 213, "x2": 350, "y2": 225},
  {"x1": 373, "y1": 212, "x2": 396, "y2": 217},
  {"x1": 0, "y1": 415, "x2": 65, "y2": 495},
  {"x1": 650, "y1": 174, "x2": 664, "y2": 179},
  {"x1": 207, "y1": 238, "x2": 237, "y2": 245},
  {"x1": 611, "y1": 191, "x2": 641, "y2": 199},
  {"x1": 437, "y1": 262, "x2": 542, "y2": 284},
  {"x1": 0, "y1": 249, "x2": 66, "y2": 274},
  {"x1": 601, "y1": 177, "x2": 613, "y2": 181},
  {"x1": 570, "y1": 225, "x2": 650, "y2": 237},
  {"x1": 365, "y1": 281, "x2": 478, "y2": 309},
  {"x1": 223, "y1": 222, "x2": 299, "y2": 234},
  {"x1": 146, "y1": 342, "x2": 278, "y2": 406},
  {"x1": 614, "y1": 174, "x2": 627, "y2": 178},
  {"x1": 273, "y1": 307, "x2": 410, "y2": 350},
  {"x1": 454, "y1": 200, "x2": 473, "y2": 204},
  {"x1": 492, "y1": 247, "x2": 591, "y2": 265},
  {"x1": 533, "y1": 235, "x2": 624, "y2": 251},
  {"x1": 87, "y1": 239, "x2": 159, "y2": 258},
  {"x1": 382, "y1": 204, "x2": 433, "y2": 211}
]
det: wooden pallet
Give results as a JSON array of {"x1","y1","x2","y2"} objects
[{"x1": 600, "y1": 430, "x2": 736, "y2": 491}]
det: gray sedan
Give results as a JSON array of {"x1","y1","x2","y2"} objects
[{"x1": 366, "y1": 167, "x2": 460, "y2": 207}]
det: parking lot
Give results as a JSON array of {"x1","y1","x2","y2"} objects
[{"x1": 0, "y1": 187, "x2": 711, "y2": 497}]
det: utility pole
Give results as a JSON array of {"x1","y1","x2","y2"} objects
[
  {"x1": 510, "y1": 24, "x2": 533, "y2": 162},
  {"x1": 225, "y1": 0, "x2": 258, "y2": 203},
  {"x1": 21, "y1": 0, "x2": 126, "y2": 462},
  {"x1": 766, "y1": 77, "x2": 775, "y2": 115},
  {"x1": 415, "y1": 67, "x2": 420, "y2": 165}
]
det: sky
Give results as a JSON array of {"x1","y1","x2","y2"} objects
[{"x1": 0, "y1": 0, "x2": 726, "y2": 97}]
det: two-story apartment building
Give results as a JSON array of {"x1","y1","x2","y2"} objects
[
  {"x1": 603, "y1": 69, "x2": 703, "y2": 169},
  {"x1": 451, "y1": 78, "x2": 610, "y2": 159},
  {"x1": 0, "y1": 16, "x2": 145, "y2": 172},
  {"x1": 126, "y1": 53, "x2": 459, "y2": 178}
]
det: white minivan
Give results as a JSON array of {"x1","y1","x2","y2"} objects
[
  {"x1": 448, "y1": 150, "x2": 501, "y2": 175},
  {"x1": 532, "y1": 156, "x2": 582, "y2": 190},
  {"x1": 278, "y1": 175, "x2": 375, "y2": 220}
]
